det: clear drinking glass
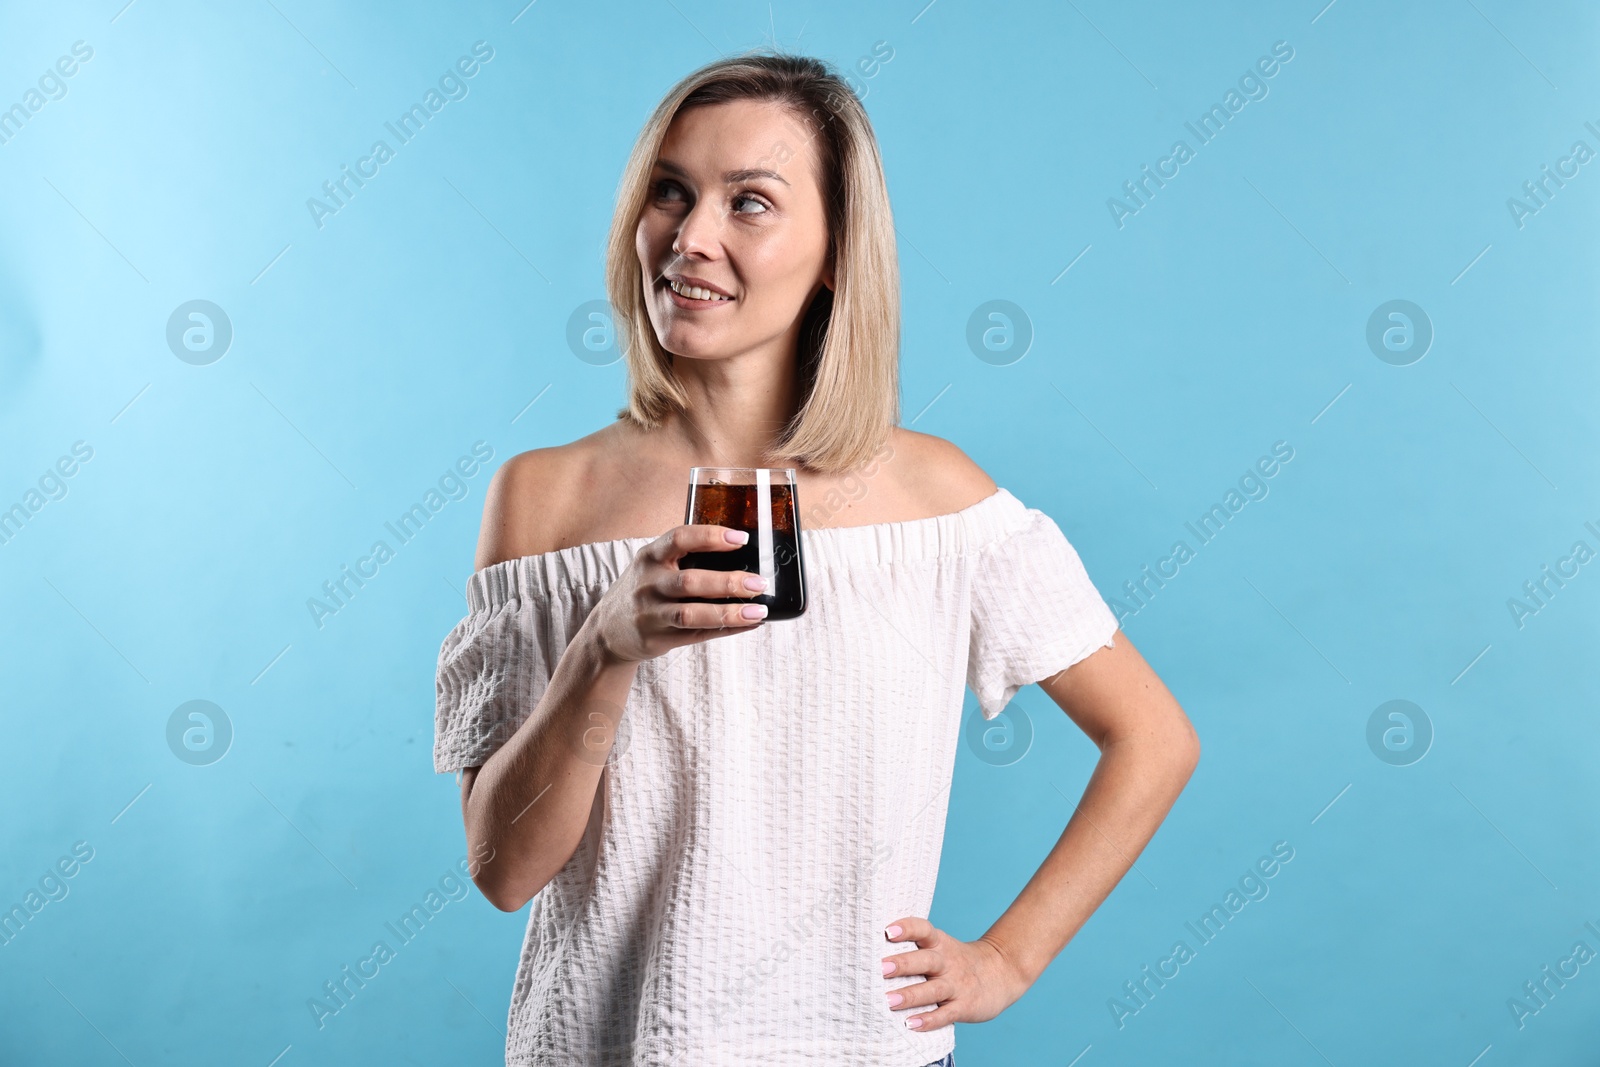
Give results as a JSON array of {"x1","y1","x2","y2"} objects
[{"x1": 680, "y1": 467, "x2": 807, "y2": 621}]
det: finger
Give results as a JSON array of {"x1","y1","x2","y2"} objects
[
  {"x1": 663, "y1": 566, "x2": 768, "y2": 600},
  {"x1": 881, "y1": 947, "x2": 944, "y2": 978},
  {"x1": 653, "y1": 524, "x2": 748, "y2": 564},
  {"x1": 885, "y1": 976, "x2": 948, "y2": 1011},
  {"x1": 885, "y1": 916, "x2": 937, "y2": 945},
  {"x1": 903, "y1": 1003, "x2": 957, "y2": 1032},
  {"x1": 661, "y1": 599, "x2": 768, "y2": 631}
]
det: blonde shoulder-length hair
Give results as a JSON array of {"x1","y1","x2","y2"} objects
[{"x1": 605, "y1": 51, "x2": 900, "y2": 475}]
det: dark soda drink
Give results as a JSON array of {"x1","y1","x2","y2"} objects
[{"x1": 680, "y1": 471, "x2": 807, "y2": 621}]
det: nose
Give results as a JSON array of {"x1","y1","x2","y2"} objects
[{"x1": 671, "y1": 195, "x2": 723, "y2": 261}]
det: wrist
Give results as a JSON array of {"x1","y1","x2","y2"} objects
[
  {"x1": 976, "y1": 932, "x2": 1041, "y2": 999},
  {"x1": 575, "y1": 613, "x2": 638, "y2": 673}
]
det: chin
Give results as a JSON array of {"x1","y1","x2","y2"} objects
[
  {"x1": 658, "y1": 324, "x2": 736, "y2": 361},
  {"x1": 662, "y1": 341, "x2": 729, "y2": 362}
]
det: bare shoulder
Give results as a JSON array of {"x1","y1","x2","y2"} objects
[
  {"x1": 473, "y1": 427, "x2": 612, "y2": 570},
  {"x1": 474, "y1": 446, "x2": 574, "y2": 570},
  {"x1": 888, "y1": 427, "x2": 999, "y2": 517}
]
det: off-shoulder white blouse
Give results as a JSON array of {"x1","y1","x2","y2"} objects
[{"x1": 433, "y1": 487, "x2": 1120, "y2": 1067}]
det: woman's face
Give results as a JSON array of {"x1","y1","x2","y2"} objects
[{"x1": 635, "y1": 98, "x2": 834, "y2": 365}]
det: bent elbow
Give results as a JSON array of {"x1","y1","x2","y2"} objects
[
  {"x1": 486, "y1": 887, "x2": 529, "y2": 913},
  {"x1": 477, "y1": 873, "x2": 530, "y2": 913},
  {"x1": 1173, "y1": 713, "x2": 1201, "y2": 773},
  {"x1": 1134, "y1": 707, "x2": 1199, "y2": 784},
  {"x1": 1164, "y1": 699, "x2": 1199, "y2": 766},
  {"x1": 470, "y1": 862, "x2": 519, "y2": 912},
  {"x1": 1181, "y1": 731, "x2": 1201, "y2": 776},
  {"x1": 474, "y1": 864, "x2": 548, "y2": 913}
]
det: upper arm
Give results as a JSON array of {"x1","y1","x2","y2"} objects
[
  {"x1": 920, "y1": 428, "x2": 1189, "y2": 758},
  {"x1": 1037, "y1": 632, "x2": 1199, "y2": 761},
  {"x1": 474, "y1": 447, "x2": 570, "y2": 571},
  {"x1": 462, "y1": 449, "x2": 569, "y2": 811}
]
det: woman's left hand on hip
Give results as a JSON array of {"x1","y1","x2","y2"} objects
[{"x1": 880, "y1": 916, "x2": 1027, "y2": 1031}]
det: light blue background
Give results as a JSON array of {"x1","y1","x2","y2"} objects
[{"x1": 2, "y1": 0, "x2": 1597, "y2": 1064}]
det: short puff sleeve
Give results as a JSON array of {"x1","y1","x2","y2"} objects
[
  {"x1": 966, "y1": 507, "x2": 1120, "y2": 721},
  {"x1": 433, "y1": 578, "x2": 551, "y2": 774}
]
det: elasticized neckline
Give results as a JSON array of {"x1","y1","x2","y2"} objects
[{"x1": 463, "y1": 486, "x2": 1031, "y2": 611}]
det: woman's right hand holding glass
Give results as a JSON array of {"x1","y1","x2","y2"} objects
[{"x1": 586, "y1": 525, "x2": 768, "y2": 665}]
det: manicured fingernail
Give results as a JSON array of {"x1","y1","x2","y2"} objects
[
  {"x1": 725, "y1": 529, "x2": 748, "y2": 544},
  {"x1": 886, "y1": 992, "x2": 903, "y2": 1007},
  {"x1": 741, "y1": 604, "x2": 767, "y2": 619},
  {"x1": 881, "y1": 960, "x2": 895, "y2": 976},
  {"x1": 884, "y1": 924, "x2": 902, "y2": 939},
  {"x1": 906, "y1": 1017, "x2": 923, "y2": 1029},
  {"x1": 743, "y1": 575, "x2": 767, "y2": 591}
]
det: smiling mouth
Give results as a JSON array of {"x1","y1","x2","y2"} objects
[{"x1": 664, "y1": 277, "x2": 735, "y2": 303}]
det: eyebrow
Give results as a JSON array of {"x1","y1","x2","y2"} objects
[{"x1": 654, "y1": 158, "x2": 790, "y2": 187}]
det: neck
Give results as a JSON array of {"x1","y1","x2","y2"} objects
[{"x1": 657, "y1": 338, "x2": 803, "y2": 470}]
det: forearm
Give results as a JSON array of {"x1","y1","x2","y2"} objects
[
  {"x1": 979, "y1": 728, "x2": 1199, "y2": 987},
  {"x1": 466, "y1": 618, "x2": 639, "y2": 910}
]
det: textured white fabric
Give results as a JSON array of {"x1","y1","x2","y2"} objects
[{"x1": 433, "y1": 487, "x2": 1119, "y2": 1066}]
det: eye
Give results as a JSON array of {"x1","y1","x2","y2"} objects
[
  {"x1": 653, "y1": 179, "x2": 686, "y2": 203},
  {"x1": 732, "y1": 192, "x2": 770, "y2": 215}
]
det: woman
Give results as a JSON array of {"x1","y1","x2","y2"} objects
[{"x1": 434, "y1": 51, "x2": 1199, "y2": 1066}]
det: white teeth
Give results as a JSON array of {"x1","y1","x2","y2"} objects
[{"x1": 669, "y1": 278, "x2": 732, "y2": 301}]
